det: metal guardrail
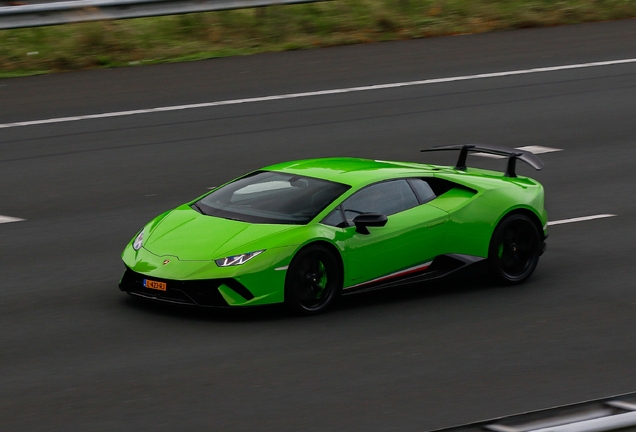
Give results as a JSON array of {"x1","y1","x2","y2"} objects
[
  {"x1": 432, "y1": 392, "x2": 636, "y2": 432},
  {"x1": 0, "y1": 0, "x2": 325, "y2": 29}
]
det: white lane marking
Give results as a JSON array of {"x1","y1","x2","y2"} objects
[
  {"x1": 516, "y1": 145, "x2": 563, "y2": 154},
  {"x1": 0, "y1": 215, "x2": 25, "y2": 224},
  {"x1": 1, "y1": 58, "x2": 636, "y2": 130},
  {"x1": 473, "y1": 152, "x2": 506, "y2": 159},
  {"x1": 474, "y1": 145, "x2": 563, "y2": 159},
  {"x1": 548, "y1": 214, "x2": 616, "y2": 226}
]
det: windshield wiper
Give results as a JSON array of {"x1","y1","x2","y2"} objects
[{"x1": 191, "y1": 202, "x2": 206, "y2": 215}]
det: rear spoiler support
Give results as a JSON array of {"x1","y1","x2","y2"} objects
[{"x1": 420, "y1": 144, "x2": 544, "y2": 178}]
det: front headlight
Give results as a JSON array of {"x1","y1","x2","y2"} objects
[
  {"x1": 132, "y1": 229, "x2": 144, "y2": 251},
  {"x1": 215, "y1": 250, "x2": 264, "y2": 267}
]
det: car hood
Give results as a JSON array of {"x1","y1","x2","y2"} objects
[{"x1": 143, "y1": 206, "x2": 297, "y2": 261}]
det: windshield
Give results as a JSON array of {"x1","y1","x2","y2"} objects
[{"x1": 194, "y1": 171, "x2": 350, "y2": 224}]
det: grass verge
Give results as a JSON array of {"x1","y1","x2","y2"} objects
[{"x1": 1, "y1": 0, "x2": 636, "y2": 77}]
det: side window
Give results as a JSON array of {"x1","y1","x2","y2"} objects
[
  {"x1": 408, "y1": 178, "x2": 436, "y2": 204},
  {"x1": 320, "y1": 207, "x2": 346, "y2": 228},
  {"x1": 342, "y1": 180, "x2": 419, "y2": 221}
]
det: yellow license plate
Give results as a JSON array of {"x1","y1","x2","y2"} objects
[{"x1": 143, "y1": 279, "x2": 167, "y2": 291}]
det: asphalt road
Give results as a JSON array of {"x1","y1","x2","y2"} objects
[{"x1": 1, "y1": 19, "x2": 636, "y2": 432}]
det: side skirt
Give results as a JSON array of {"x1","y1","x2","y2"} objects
[{"x1": 341, "y1": 254, "x2": 485, "y2": 295}]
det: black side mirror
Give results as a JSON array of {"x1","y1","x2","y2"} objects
[{"x1": 352, "y1": 213, "x2": 388, "y2": 235}]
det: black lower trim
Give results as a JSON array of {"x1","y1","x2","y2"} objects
[
  {"x1": 119, "y1": 268, "x2": 254, "y2": 307},
  {"x1": 342, "y1": 254, "x2": 484, "y2": 295}
]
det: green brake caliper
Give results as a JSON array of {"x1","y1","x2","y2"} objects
[{"x1": 316, "y1": 261, "x2": 327, "y2": 299}]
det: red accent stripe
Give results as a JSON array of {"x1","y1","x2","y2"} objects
[{"x1": 345, "y1": 261, "x2": 432, "y2": 290}]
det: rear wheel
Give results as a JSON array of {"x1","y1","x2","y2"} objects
[
  {"x1": 488, "y1": 213, "x2": 541, "y2": 284},
  {"x1": 285, "y1": 244, "x2": 342, "y2": 315}
]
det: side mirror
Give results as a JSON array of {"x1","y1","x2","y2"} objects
[{"x1": 352, "y1": 213, "x2": 388, "y2": 235}]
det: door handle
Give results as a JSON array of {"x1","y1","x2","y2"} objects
[{"x1": 426, "y1": 218, "x2": 446, "y2": 228}]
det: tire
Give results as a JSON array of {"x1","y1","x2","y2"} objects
[
  {"x1": 284, "y1": 244, "x2": 342, "y2": 315},
  {"x1": 488, "y1": 213, "x2": 541, "y2": 284}
]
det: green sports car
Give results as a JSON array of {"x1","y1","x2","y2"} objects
[{"x1": 119, "y1": 144, "x2": 547, "y2": 315}]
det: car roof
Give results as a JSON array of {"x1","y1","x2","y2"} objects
[{"x1": 263, "y1": 157, "x2": 445, "y2": 188}]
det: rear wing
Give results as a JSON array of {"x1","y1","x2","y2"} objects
[{"x1": 420, "y1": 144, "x2": 544, "y2": 178}]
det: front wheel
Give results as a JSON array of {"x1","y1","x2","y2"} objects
[
  {"x1": 488, "y1": 213, "x2": 541, "y2": 284},
  {"x1": 284, "y1": 244, "x2": 342, "y2": 315}
]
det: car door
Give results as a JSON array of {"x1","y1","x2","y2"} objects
[{"x1": 339, "y1": 179, "x2": 449, "y2": 284}]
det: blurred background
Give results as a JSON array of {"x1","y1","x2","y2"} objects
[{"x1": 1, "y1": 1, "x2": 636, "y2": 431}]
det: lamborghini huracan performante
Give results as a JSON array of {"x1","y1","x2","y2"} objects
[{"x1": 120, "y1": 144, "x2": 548, "y2": 315}]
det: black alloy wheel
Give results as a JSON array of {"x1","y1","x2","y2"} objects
[
  {"x1": 488, "y1": 213, "x2": 541, "y2": 284},
  {"x1": 285, "y1": 244, "x2": 342, "y2": 315}
]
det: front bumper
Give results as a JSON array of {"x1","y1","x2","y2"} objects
[
  {"x1": 119, "y1": 268, "x2": 254, "y2": 307},
  {"x1": 120, "y1": 243, "x2": 296, "y2": 306}
]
